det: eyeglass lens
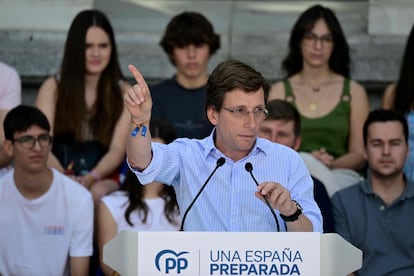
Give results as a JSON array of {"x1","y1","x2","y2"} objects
[
  {"x1": 222, "y1": 106, "x2": 268, "y2": 120},
  {"x1": 303, "y1": 32, "x2": 333, "y2": 46},
  {"x1": 14, "y1": 134, "x2": 52, "y2": 149}
]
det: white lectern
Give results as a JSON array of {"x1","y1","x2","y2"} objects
[{"x1": 104, "y1": 231, "x2": 362, "y2": 276}]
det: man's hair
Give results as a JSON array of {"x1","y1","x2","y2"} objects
[
  {"x1": 363, "y1": 109, "x2": 408, "y2": 145},
  {"x1": 159, "y1": 11, "x2": 220, "y2": 66},
  {"x1": 204, "y1": 59, "x2": 270, "y2": 118},
  {"x1": 4, "y1": 105, "x2": 50, "y2": 140},
  {"x1": 265, "y1": 99, "x2": 301, "y2": 136}
]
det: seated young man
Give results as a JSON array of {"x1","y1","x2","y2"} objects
[
  {"x1": 332, "y1": 109, "x2": 414, "y2": 275},
  {"x1": 151, "y1": 11, "x2": 220, "y2": 138},
  {"x1": 0, "y1": 105, "x2": 93, "y2": 276}
]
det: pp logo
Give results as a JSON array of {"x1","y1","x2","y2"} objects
[{"x1": 155, "y1": 249, "x2": 189, "y2": 274}]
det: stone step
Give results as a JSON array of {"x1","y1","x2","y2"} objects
[{"x1": 0, "y1": 0, "x2": 411, "y2": 109}]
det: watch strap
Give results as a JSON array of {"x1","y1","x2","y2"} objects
[{"x1": 280, "y1": 200, "x2": 302, "y2": 222}]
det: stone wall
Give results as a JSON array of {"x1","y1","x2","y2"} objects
[{"x1": 1, "y1": 0, "x2": 413, "y2": 108}]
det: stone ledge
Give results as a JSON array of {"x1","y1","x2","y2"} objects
[
  {"x1": 0, "y1": 0, "x2": 407, "y2": 109},
  {"x1": 0, "y1": 30, "x2": 407, "y2": 83}
]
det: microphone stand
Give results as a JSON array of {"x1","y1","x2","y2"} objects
[
  {"x1": 179, "y1": 157, "x2": 225, "y2": 231},
  {"x1": 245, "y1": 162, "x2": 280, "y2": 232}
]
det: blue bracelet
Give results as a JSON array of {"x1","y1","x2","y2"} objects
[
  {"x1": 131, "y1": 126, "x2": 140, "y2": 137},
  {"x1": 131, "y1": 119, "x2": 149, "y2": 137}
]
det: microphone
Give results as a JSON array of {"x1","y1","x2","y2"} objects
[
  {"x1": 179, "y1": 157, "x2": 226, "y2": 231},
  {"x1": 245, "y1": 162, "x2": 280, "y2": 232}
]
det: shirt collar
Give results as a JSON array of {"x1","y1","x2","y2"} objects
[
  {"x1": 360, "y1": 174, "x2": 414, "y2": 200},
  {"x1": 402, "y1": 176, "x2": 414, "y2": 199}
]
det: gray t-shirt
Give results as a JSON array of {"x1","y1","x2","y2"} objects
[{"x1": 332, "y1": 177, "x2": 414, "y2": 275}]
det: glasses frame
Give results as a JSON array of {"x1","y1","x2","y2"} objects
[
  {"x1": 302, "y1": 32, "x2": 334, "y2": 48},
  {"x1": 12, "y1": 133, "x2": 53, "y2": 149},
  {"x1": 221, "y1": 106, "x2": 269, "y2": 121}
]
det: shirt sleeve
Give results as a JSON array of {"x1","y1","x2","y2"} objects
[
  {"x1": 0, "y1": 65, "x2": 21, "y2": 109},
  {"x1": 70, "y1": 191, "x2": 94, "y2": 257},
  {"x1": 129, "y1": 141, "x2": 182, "y2": 186},
  {"x1": 287, "y1": 152, "x2": 324, "y2": 232}
]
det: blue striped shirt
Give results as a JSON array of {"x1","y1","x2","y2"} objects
[{"x1": 130, "y1": 131, "x2": 322, "y2": 232}]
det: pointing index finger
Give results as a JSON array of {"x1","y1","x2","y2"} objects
[{"x1": 128, "y1": 64, "x2": 150, "y2": 91}]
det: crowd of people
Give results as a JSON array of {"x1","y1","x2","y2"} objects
[{"x1": 1, "y1": 4, "x2": 414, "y2": 275}]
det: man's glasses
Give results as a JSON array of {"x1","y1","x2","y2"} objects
[
  {"x1": 303, "y1": 32, "x2": 334, "y2": 48},
  {"x1": 12, "y1": 134, "x2": 53, "y2": 149},
  {"x1": 222, "y1": 106, "x2": 269, "y2": 121}
]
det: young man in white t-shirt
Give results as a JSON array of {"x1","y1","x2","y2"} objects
[{"x1": 0, "y1": 105, "x2": 93, "y2": 276}]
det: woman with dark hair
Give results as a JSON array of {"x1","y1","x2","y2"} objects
[
  {"x1": 268, "y1": 4, "x2": 370, "y2": 197},
  {"x1": 382, "y1": 23, "x2": 414, "y2": 181},
  {"x1": 97, "y1": 119, "x2": 180, "y2": 275},
  {"x1": 36, "y1": 10, "x2": 131, "y2": 206}
]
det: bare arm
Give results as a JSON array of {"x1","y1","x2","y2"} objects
[
  {"x1": 382, "y1": 83, "x2": 396, "y2": 109},
  {"x1": 124, "y1": 65, "x2": 153, "y2": 170},
  {"x1": 330, "y1": 80, "x2": 369, "y2": 170},
  {"x1": 267, "y1": 81, "x2": 286, "y2": 101},
  {"x1": 69, "y1": 256, "x2": 90, "y2": 276},
  {"x1": 35, "y1": 77, "x2": 65, "y2": 172},
  {"x1": 0, "y1": 145, "x2": 11, "y2": 167},
  {"x1": 97, "y1": 201, "x2": 118, "y2": 276}
]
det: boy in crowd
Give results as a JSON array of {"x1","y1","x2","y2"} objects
[
  {"x1": 151, "y1": 11, "x2": 220, "y2": 138},
  {"x1": 0, "y1": 105, "x2": 93, "y2": 275}
]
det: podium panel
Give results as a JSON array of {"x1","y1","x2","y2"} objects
[{"x1": 104, "y1": 231, "x2": 362, "y2": 276}]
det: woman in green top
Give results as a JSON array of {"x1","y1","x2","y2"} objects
[{"x1": 268, "y1": 4, "x2": 370, "y2": 197}]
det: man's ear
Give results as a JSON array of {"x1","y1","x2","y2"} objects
[
  {"x1": 363, "y1": 148, "x2": 368, "y2": 160},
  {"x1": 2, "y1": 139, "x2": 13, "y2": 157},
  {"x1": 207, "y1": 106, "x2": 218, "y2": 126},
  {"x1": 169, "y1": 55, "x2": 176, "y2": 67},
  {"x1": 293, "y1": 135, "x2": 302, "y2": 151}
]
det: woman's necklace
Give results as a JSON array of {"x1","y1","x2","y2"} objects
[
  {"x1": 300, "y1": 74, "x2": 333, "y2": 111},
  {"x1": 311, "y1": 86, "x2": 321, "y2": 93},
  {"x1": 301, "y1": 73, "x2": 333, "y2": 91},
  {"x1": 305, "y1": 91, "x2": 325, "y2": 111}
]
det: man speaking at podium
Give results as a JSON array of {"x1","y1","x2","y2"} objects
[{"x1": 124, "y1": 59, "x2": 322, "y2": 232}]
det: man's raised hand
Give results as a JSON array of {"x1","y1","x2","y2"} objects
[{"x1": 124, "y1": 65, "x2": 152, "y2": 122}]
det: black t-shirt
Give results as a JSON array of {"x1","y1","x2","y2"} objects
[{"x1": 151, "y1": 76, "x2": 213, "y2": 139}]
